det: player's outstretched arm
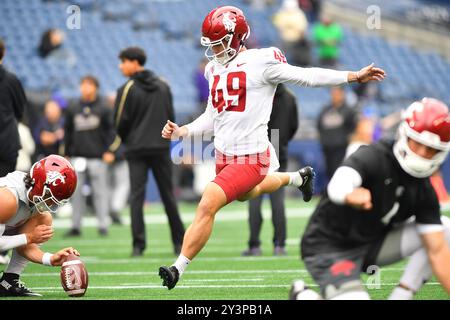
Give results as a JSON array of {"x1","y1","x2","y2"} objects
[
  {"x1": 421, "y1": 231, "x2": 450, "y2": 294},
  {"x1": 264, "y1": 60, "x2": 386, "y2": 87},
  {"x1": 347, "y1": 63, "x2": 386, "y2": 83}
]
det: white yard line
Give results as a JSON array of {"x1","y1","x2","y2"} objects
[
  {"x1": 31, "y1": 282, "x2": 442, "y2": 292},
  {"x1": 120, "y1": 279, "x2": 265, "y2": 285},
  {"x1": 51, "y1": 247, "x2": 289, "y2": 254},
  {"x1": 21, "y1": 268, "x2": 410, "y2": 277},
  {"x1": 78, "y1": 256, "x2": 299, "y2": 264},
  {"x1": 51, "y1": 208, "x2": 313, "y2": 229}
]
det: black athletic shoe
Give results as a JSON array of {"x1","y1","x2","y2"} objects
[
  {"x1": 159, "y1": 266, "x2": 179, "y2": 290},
  {"x1": 64, "y1": 228, "x2": 81, "y2": 237},
  {"x1": 131, "y1": 247, "x2": 144, "y2": 257},
  {"x1": 110, "y1": 211, "x2": 123, "y2": 225},
  {"x1": 241, "y1": 247, "x2": 262, "y2": 257},
  {"x1": 0, "y1": 273, "x2": 42, "y2": 297},
  {"x1": 298, "y1": 166, "x2": 315, "y2": 202}
]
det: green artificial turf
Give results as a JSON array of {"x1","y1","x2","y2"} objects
[{"x1": 4, "y1": 198, "x2": 449, "y2": 300}]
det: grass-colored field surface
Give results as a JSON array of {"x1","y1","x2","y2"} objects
[{"x1": 4, "y1": 198, "x2": 449, "y2": 300}]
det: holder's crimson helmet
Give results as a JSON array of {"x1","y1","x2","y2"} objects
[
  {"x1": 27, "y1": 155, "x2": 77, "y2": 213},
  {"x1": 394, "y1": 98, "x2": 450, "y2": 178},
  {"x1": 201, "y1": 6, "x2": 250, "y2": 65}
]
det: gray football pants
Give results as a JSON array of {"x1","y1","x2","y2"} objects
[{"x1": 71, "y1": 158, "x2": 109, "y2": 230}]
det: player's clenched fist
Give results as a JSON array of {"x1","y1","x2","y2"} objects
[
  {"x1": 345, "y1": 187, "x2": 373, "y2": 210},
  {"x1": 161, "y1": 120, "x2": 188, "y2": 140}
]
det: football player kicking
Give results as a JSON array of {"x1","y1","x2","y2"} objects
[
  {"x1": 291, "y1": 98, "x2": 450, "y2": 300},
  {"x1": 0, "y1": 155, "x2": 80, "y2": 297},
  {"x1": 159, "y1": 6, "x2": 385, "y2": 290}
]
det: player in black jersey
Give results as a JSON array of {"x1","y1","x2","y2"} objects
[{"x1": 291, "y1": 98, "x2": 450, "y2": 300}]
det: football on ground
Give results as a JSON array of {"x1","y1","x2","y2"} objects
[{"x1": 60, "y1": 254, "x2": 89, "y2": 297}]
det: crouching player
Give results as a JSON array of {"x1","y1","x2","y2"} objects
[
  {"x1": 291, "y1": 98, "x2": 450, "y2": 300},
  {"x1": 0, "y1": 155, "x2": 79, "y2": 297}
]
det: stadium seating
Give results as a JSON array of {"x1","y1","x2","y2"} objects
[{"x1": 1, "y1": 0, "x2": 449, "y2": 122}]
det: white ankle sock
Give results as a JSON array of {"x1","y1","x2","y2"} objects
[
  {"x1": 172, "y1": 254, "x2": 191, "y2": 277},
  {"x1": 288, "y1": 172, "x2": 303, "y2": 187},
  {"x1": 389, "y1": 286, "x2": 414, "y2": 300}
]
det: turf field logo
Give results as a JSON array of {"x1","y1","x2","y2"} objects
[
  {"x1": 366, "y1": 5, "x2": 381, "y2": 30},
  {"x1": 66, "y1": 5, "x2": 81, "y2": 30}
]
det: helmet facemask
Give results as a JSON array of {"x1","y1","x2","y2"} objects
[
  {"x1": 201, "y1": 33, "x2": 237, "y2": 65},
  {"x1": 393, "y1": 122, "x2": 450, "y2": 178},
  {"x1": 28, "y1": 185, "x2": 67, "y2": 214}
]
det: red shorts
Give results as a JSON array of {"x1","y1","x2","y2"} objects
[{"x1": 213, "y1": 148, "x2": 270, "y2": 203}]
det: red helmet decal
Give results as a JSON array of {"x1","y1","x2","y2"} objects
[{"x1": 405, "y1": 98, "x2": 450, "y2": 143}]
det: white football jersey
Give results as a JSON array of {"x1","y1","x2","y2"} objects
[
  {"x1": 186, "y1": 47, "x2": 348, "y2": 157},
  {"x1": 0, "y1": 171, "x2": 36, "y2": 235}
]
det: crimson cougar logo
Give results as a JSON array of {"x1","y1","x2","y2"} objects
[
  {"x1": 46, "y1": 171, "x2": 66, "y2": 186},
  {"x1": 222, "y1": 12, "x2": 236, "y2": 32}
]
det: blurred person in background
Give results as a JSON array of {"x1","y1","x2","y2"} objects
[
  {"x1": 193, "y1": 58, "x2": 210, "y2": 118},
  {"x1": 0, "y1": 39, "x2": 27, "y2": 176},
  {"x1": 0, "y1": 38, "x2": 27, "y2": 264},
  {"x1": 102, "y1": 93, "x2": 130, "y2": 226},
  {"x1": 64, "y1": 75, "x2": 114, "y2": 237},
  {"x1": 345, "y1": 107, "x2": 378, "y2": 158},
  {"x1": 242, "y1": 83, "x2": 299, "y2": 257},
  {"x1": 37, "y1": 29, "x2": 76, "y2": 68},
  {"x1": 313, "y1": 15, "x2": 343, "y2": 68},
  {"x1": 273, "y1": 0, "x2": 311, "y2": 67},
  {"x1": 317, "y1": 86, "x2": 357, "y2": 180},
  {"x1": 104, "y1": 141, "x2": 130, "y2": 225},
  {"x1": 174, "y1": 154, "x2": 200, "y2": 203},
  {"x1": 115, "y1": 47, "x2": 185, "y2": 257},
  {"x1": 298, "y1": 0, "x2": 322, "y2": 23},
  {"x1": 34, "y1": 100, "x2": 64, "y2": 160},
  {"x1": 15, "y1": 123, "x2": 35, "y2": 173}
]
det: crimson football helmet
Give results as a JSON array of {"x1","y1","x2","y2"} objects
[
  {"x1": 201, "y1": 6, "x2": 250, "y2": 65},
  {"x1": 394, "y1": 98, "x2": 450, "y2": 178},
  {"x1": 27, "y1": 155, "x2": 77, "y2": 213}
]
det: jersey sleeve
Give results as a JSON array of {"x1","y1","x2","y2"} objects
[
  {"x1": 341, "y1": 144, "x2": 379, "y2": 184},
  {"x1": 185, "y1": 100, "x2": 214, "y2": 137},
  {"x1": 261, "y1": 47, "x2": 348, "y2": 87},
  {"x1": 414, "y1": 179, "x2": 442, "y2": 229},
  {"x1": 0, "y1": 172, "x2": 23, "y2": 205},
  {"x1": 204, "y1": 61, "x2": 214, "y2": 82}
]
